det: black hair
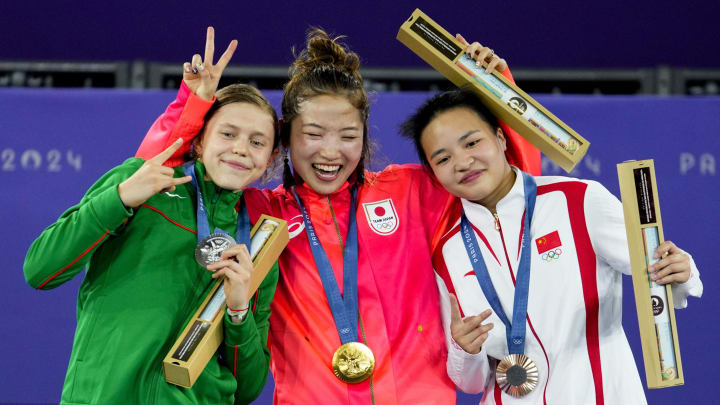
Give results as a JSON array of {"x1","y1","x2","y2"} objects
[{"x1": 399, "y1": 88, "x2": 499, "y2": 166}]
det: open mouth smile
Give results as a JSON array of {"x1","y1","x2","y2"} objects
[{"x1": 312, "y1": 163, "x2": 342, "y2": 180}]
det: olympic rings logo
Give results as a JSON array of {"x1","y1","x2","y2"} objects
[
  {"x1": 376, "y1": 222, "x2": 394, "y2": 230},
  {"x1": 541, "y1": 248, "x2": 563, "y2": 262}
]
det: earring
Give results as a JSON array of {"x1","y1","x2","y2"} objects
[{"x1": 282, "y1": 152, "x2": 294, "y2": 188}]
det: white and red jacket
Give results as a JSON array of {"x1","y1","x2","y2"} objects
[{"x1": 433, "y1": 168, "x2": 702, "y2": 405}]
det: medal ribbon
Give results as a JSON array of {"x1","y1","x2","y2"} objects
[
  {"x1": 291, "y1": 186, "x2": 359, "y2": 345},
  {"x1": 459, "y1": 171, "x2": 537, "y2": 354},
  {"x1": 183, "y1": 163, "x2": 250, "y2": 247}
]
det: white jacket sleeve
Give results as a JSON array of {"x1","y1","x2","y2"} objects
[
  {"x1": 584, "y1": 180, "x2": 702, "y2": 307},
  {"x1": 437, "y1": 273, "x2": 494, "y2": 394}
]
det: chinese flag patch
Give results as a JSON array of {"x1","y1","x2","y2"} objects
[{"x1": 535, "y1": 231, "x2": 561, "y2": 254}]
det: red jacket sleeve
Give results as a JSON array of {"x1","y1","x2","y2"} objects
[
  {"x1": 136, "y1": 81, "x2": 215, "y2": 167},
  {"x1": 499, "y1": 69, "x2": 542, "y2": 176}
]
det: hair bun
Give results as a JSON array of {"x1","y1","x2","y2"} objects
[{"x1": 290, "y1": 28, "x2": 361, "y2": 77}]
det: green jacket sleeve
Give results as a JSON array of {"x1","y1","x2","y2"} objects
[
  {"x1": 23, "y1": 158, "x2": 143, "y2": 289},
  {"x1": 221, "y1": 261, "x2": 279, "y2": 405}
]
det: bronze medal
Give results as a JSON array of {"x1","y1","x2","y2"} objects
[
  {"x1": 195, "y1": 233, "x2": 236, "y2": 267},
  {"x1": 331, "y1": 342, "x2": 375, "y2": 383},
  {"x1": 496, "y1": 354, "x2": 538, "y2": 397}
]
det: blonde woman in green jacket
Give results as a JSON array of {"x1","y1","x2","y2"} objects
[{"x1": 24, "y1": 34, "x2": 280, "y2": 404}]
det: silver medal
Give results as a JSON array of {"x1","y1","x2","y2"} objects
[{"x1": 195, "y1": 233, "x2": 236, "y2": 266}]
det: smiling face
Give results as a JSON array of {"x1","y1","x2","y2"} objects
[
  {"x1": 289, "y1": 94, "x2": 364, "y2": 195},
  {"x1": 420, "y1": 107, "x2": 514, "y2": 209},
  {"x1": 195, "y1": 102, "x2": 277, "y2": 191}
]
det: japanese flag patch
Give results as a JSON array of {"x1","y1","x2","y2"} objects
[{"x1": 363, "y1": 198, "x2": 399, "y2": 235}]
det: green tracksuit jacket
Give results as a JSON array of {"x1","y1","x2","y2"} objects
[{"x1": 24, "y1": 158, "x2": 278, "y2": 405}]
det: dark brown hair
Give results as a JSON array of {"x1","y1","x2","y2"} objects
[{"x1": 281, "y1": 28, "x2": 371, "y2": 189}]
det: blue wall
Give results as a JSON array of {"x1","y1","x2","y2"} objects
[{"x1": 1, "y1": 88, "x2": 717, "y2": 404}]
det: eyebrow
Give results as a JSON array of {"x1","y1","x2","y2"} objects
[
  {"x1": 219, "y1": 123, "x2": 240, "y2": 131},
  {"x1": 303, "y1": 123, "x2": 360, "y2": 132},
  {"x1": 429, "y1": 130, "x2": 479, "y2": 160},
  {"x1": 220, "y1": 123, "x2": 271, "y2": 138}
]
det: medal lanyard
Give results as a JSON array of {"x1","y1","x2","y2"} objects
[
  {"x1": 183, "y1": 163, "x2": 250, "y2": 247},
  {"x1": 460, "y1": 172, "x2": 537, "y2": 354},
  {"x1": 292, "y1": 186, "x2": 359, "y2": 345}
]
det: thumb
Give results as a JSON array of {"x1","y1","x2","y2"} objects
[
  {"x1": 455, "y1": 33, "x2": 469, "y2": 46},
  {"x1": 449, "y1": 293, "x2": 462, "y2": 325}
]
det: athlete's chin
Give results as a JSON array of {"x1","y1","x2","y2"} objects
[
  {"x1": 452, "y1": 185, "x2": 491, "y2": 203},
  {"x1": 214, "y1": 173, "x2": 260, "y2": 191},
  {"x1": 304, "y1": 176, "x2": 347, "y2": 195}
]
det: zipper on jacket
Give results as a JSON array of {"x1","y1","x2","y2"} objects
[
  {"x1": 326, "y1": 195, "x2": 376, "y2": 405},
  {"x1": 494, "y1": 209, "x2": 551, "y2": 403},
  {"x1": 493, "y1": 212, "x2": 501, "y2": 231},
  {"x1": 327, "y1": 196, "x2": 345, "y2": 252}
]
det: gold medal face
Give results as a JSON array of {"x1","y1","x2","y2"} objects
[
  {"x1": 331, "y1": 342, "x2": 375, "y2": 383},
  {"x1": 496, "y1": 354, "x2": 539, "y2": 397}
]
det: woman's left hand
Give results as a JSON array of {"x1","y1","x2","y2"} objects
[
  {"x1": 206, "y1": 243, "x2": 254, "y2": 311},
  {"x1": 648, "y1": 240, "x2": 692, "y2": 284},
  {"x1": 183, "y1": 26, "x2": 237, "y2": 101},
  {"x1": 456, "y1": 33, "x2": 508, "y2": 74}
]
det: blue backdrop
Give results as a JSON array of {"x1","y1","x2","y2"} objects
[{"x1": 1, "y1": 88, "x2": 717, "y2": 404}]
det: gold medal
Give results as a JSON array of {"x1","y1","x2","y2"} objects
[
  {"x1": 331, "y1": 342, "x2": 375, "y2": 383},
  {"x1": 496, "y1": 354, "x2": 538, "y2": 397}
]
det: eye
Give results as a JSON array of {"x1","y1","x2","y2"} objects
[
  {"x1": 435, "y1": 156, "x2": 450, "y2": 166},
  {"x1": 221, "y1": 132, "x2": 234, "y2": 139},
  {"x1": 342, "y1": 135, "x2": 359, "y2": 141},
  {"x1": 250, "y1": 138, "x2": 266, "y2": 148},
  {"x1": 466, "y1": 139, "x2": 480, "y2": 148},
  {"x1": 305, "y1": 132, "x2": 321, "y2": 138}
]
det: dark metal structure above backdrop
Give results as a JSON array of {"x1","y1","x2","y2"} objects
[{"x1": 1, "y1": 61, "x2": 719, "y2": 95}]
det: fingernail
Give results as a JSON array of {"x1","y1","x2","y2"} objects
[
  {"x1": 648, "y1": 265, "x2": 654, "y2": 272},
  {"x1": 198, "y1": 64, "x2": 205, "y2": 72},
  {"x1": 650, "y1": 274, "x2": 656, "y2": 280},
  {"x1": 192, "y1": 67, "x2": 198, "y2": 74},
  {"x1": 475, "y1": 60, "x2": 481, "y2": 67},
  {"x1": 184, "y1": 66, "x2": 191, "y2": 73}
]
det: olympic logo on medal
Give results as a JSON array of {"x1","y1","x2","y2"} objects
[{"x1": 541, "y1": 248, "x2": 562, "y2": 262}]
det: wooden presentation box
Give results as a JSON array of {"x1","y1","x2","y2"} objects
[
  {"x1": 618, "y1": 160, "x2": 683, "y2": 388},
  {"x1": 163, "y1": 214, "x2": 289, "y2": 388},
  {"x1": 397, "y1": 9, "x2": 589, "y2": 172}
]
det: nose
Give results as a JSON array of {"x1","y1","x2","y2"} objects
[
  {"x1": 318, "y1": 136, "x2": 342, "y2": 160},
  {"x1": 454, "y1": 155, "x2": 474, "y2": 172},
  {"x1": 232, "y1": 137, "x2": 249, "y2": 157}
]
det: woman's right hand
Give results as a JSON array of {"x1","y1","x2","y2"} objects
[
  {"x1": 449, "y1": 293, "x2": 494, "y2": 354},
  {"x1": 183, "y1": 26, "x2": 238, "y2": 101},
  {"x1": 118, "y1": 139, "x2": 192, "y2": 208}
]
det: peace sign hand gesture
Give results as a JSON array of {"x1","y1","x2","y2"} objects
[
  {"x1": 449, "y1": 293, "x2": 494, "y2": 354},
  {"x1": 118, "y1": 139, "x2": 193, "y2": 208},
  {"x1": 183, "y1": 26, "x2": 238, "y2": 101}
]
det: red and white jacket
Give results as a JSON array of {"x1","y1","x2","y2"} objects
[{"x1": 433, "y1": 168, "x2": 702, "y2": 405}]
